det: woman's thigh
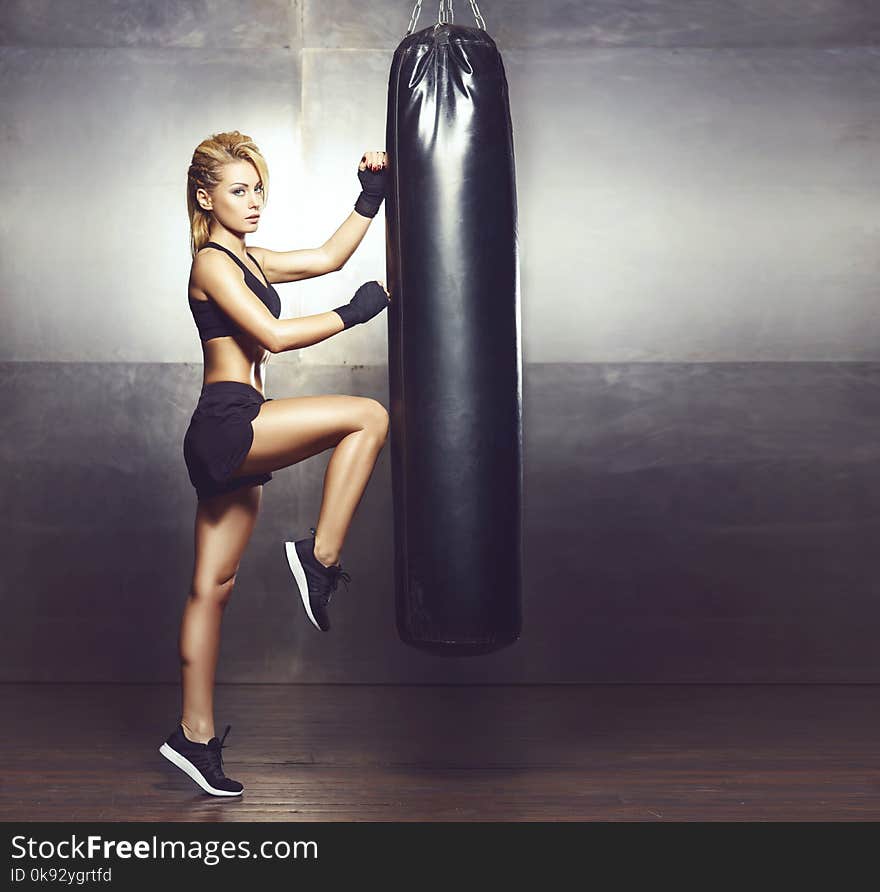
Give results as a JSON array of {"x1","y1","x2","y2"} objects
[
  {"x1": 232, "y1": 394, "x2": 389, "y2": 478},
  {"x1": 192, "y1": 485, "x2": 262, "y2": 592}
]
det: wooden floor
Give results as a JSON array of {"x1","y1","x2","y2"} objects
[{"x1": 3, "y1": 683, "x2": 879, "y2": 821}]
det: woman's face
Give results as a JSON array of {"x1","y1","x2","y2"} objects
[{"x1": 197, "y1": 160, "x2": 264, "y2": 234}]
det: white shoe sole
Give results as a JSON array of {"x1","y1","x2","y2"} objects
[
  {"x1": 159, "y1": 743, "x2": 243, "y2": 797},
  {"x1": 284, "y1": 541, "x2": 322, "y2": 630}
]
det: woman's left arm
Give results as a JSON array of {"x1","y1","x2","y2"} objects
[
  {"x1": 326, "y1": 150, "x2": 389, "y2": 268},
  {"x1": 256, "y1": 150, "x2": 388, "y2": 284},
  {"x1": 322, "y1": 208, "x2": 373, "y2": 272}
]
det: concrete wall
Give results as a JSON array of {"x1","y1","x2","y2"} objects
[{"x1": 2, "y1": 1, "x2": 879, "y2": 681}]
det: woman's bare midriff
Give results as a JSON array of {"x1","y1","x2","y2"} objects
[{"x1": 199, "y1": 336, "x2": 270, "y2": 396}]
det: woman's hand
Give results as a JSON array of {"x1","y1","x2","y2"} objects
[
  {"x1": 355, "y1": 150, "x2": 389, "y2": 218},
  {"x1": 359, "y1": 151, "x2": 387, "y2": 173},
  {"x1": 332, "y1": 280, "x2": 391, "y2": 329}
]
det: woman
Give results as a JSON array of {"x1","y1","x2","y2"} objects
[{"x1": 159, "y1": 130, "x2": 391, "y2": 796}]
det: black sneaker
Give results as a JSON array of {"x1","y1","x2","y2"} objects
[
  {"x1": 159, "y1": 723, "x2": 243, "y2": 796},
  {"x1": 284, "y1": 526, "x2": 351, "y2": 631}
]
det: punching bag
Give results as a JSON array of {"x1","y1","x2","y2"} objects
[{"x1": 385, "y1": 1, "x2": 522, "y2": 655}]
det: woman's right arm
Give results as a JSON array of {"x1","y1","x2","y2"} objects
[
  {"x1": 271, "y1": 310, "x2": 345, "y2": 353},
  {"x1": 275, "y1": 278, "x2": 391, "y2": 352},
  {"x1": 194, "y1": 252, "x2": 387, "y2": 354}
]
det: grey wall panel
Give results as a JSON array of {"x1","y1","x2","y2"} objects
[
  {"x1": 2, "y1": 361, "x2": 879, "y2": 683},
  {"x1": 0, "y1": 46, "x2": 302, "y2": 363},
  {"x1": 304, "y1": 1, "x2": 880, "y2": 49},
  {"x1": 0, "y1": 0, "x2": 302, "y2": 49},
  {"x1": 506, "y1": 46, "x2": 880, "y2": 361}
]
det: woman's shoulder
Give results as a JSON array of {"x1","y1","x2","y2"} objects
[
  {"x1": 189, "y1": 245, "x2": 220, "y2": 300},
  {"x1": 189, "y1": 242, "x2": 261, "y2": 297},
  {"x1": 191, "y1": 243, "x2": 226, "y2": 273}
]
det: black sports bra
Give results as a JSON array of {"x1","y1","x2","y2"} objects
[{"x1": 189, "y1": 241, "x2": 282, "y2": 342}]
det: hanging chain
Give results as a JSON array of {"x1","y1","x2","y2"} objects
[
  {"x1": 406, "y1": 0, "x2": 487, "y2": 36},
  {"x1": 406, "y1": 1, "x2": 422, "y2": 35},
  {"x1": 468, "y1": 1, "x2": 486, "y2": 31}
]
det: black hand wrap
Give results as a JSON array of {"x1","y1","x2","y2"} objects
[
  {"x1": 354, "y1": 165, "x2": 388, "y2": 218},
  {"x1": 333, "y1": 281, "x2": 390, "y2": 329}
]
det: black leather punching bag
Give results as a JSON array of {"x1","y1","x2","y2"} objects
[{"x1": 385, "y1": 1, "x2": 522, "y2": 655}]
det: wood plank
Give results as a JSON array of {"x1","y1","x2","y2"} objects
[{"x1": 2, "y1": 684, "x2": 878, "y2": 820}]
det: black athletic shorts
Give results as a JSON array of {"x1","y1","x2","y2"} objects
[{"x1": 183, "y1": 381, "x2": 273, "y2": 501}]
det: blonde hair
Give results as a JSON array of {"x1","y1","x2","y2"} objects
[{"x1": 186, "y1": 130, "x2": 269, "y2": 259}]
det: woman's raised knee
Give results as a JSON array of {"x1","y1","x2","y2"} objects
[{"x1": 362, "y1": 399, "x2": 389, "y2": 442}]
